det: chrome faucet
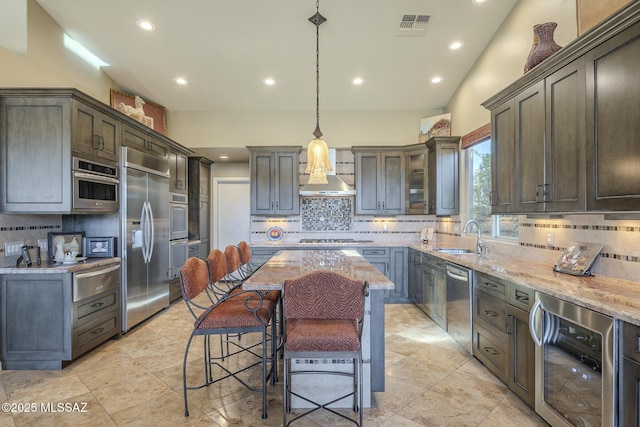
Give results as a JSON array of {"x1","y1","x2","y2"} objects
[{"x1": 463, "y1": 220, "x2": 485, "y2": 254}]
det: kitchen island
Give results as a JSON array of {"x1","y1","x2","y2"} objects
[{"x1": 243, "y1": 249, "x2": 394, "y2": 407}]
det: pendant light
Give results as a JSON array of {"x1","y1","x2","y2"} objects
[{"x1": 305, "y1": 0, "x2": 332, "y2": 184}]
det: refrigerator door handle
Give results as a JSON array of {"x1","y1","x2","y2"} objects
[
  {"x1": 141, "y1": 201, "x2": 150, "y2": 263},
  {"x1": 147, "y1": 201, "x2": 155, "y2": 261}
]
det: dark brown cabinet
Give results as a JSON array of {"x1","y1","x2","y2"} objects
[
  {"x1": 485, "y1": 3, "x2": 640, "y2": 214},
  {"x1": 586, "y1": 21, "x2": 640, "y2": 211},
  {"x1": 405, "y1": 145, "x2": 427, "y2": 214},
  {"x1": 426, "y1": 136, "x2": 459, "y2": 216},
  {"x1": 352, "y1": 148, "x2": 405, "y2": 215},
  {"x1": 168, "y1": 147, "x2": 189, "y2": 194},
  {"x1": 473, "y1": 272, "x2": 535, "y2": 409},
  {"x1": 248, "y1": 147, "x2": 301, "y2": 216},
  {"x1": 188, "y1": 157, "x2": 212, "y2": 245},
  {"x1": 72, "y1": 101, "x2": 120, "y2": 162},
  {"x1": 122, "y1": 124, "x2": 167, "y2": 159}
]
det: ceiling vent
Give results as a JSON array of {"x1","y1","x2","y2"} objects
[{"x1": 397, "y1": 14, "x2": 432, "y2": 36}]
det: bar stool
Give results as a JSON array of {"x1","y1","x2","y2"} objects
[
  {"x1": 179, "y1": 257, "x2": 277, "y2": 419},
  {"x1": 283, "y1": 270, "x2": 368, "y2": 426}
]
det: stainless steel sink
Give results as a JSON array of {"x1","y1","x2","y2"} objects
[{"x1": 434, "y1": 248, "x2": 476, "y2": 254}]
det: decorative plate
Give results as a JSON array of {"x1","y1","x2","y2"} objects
[
  {"x1": 60, "y1": 257, "x2": 88, "y2": 265},
  {"x1": 267, "y1": 226, "x2": 283, "y2": 241}
]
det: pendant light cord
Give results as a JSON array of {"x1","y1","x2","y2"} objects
[{"x1": 313, "y1": 0, "x2": 323, "y2": 139}]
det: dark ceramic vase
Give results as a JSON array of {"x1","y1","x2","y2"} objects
[{"x1": 524, "y1": 22, "x2": 562, "y2": 73}]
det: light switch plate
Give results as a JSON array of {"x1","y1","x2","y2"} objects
[{"x1": 4, "y1": 240, "x2": 25, "y2": 256}]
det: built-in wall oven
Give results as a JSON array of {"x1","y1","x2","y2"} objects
[
  {"x1": 72, "y1": 157, "x2": 119, "y2": 212},
  {"x1": 169, "y1": 193, "x2": 188, "y2": 241},
  {"x1": 529, "y1": 292, "x2": 616, "y2": 427}
]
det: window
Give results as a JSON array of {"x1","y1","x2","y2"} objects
[{"x1": 467, "y1": 138, "x2": 518, "y2": 239}]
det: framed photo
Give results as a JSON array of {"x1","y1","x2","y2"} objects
[
  {"x1": 47, "y1": 232, "x2": 85, "y2": 261},
  {"x1": 83, "y1": 237, "x2": 116, "y2": 258},
  {"x1": 576, "y1": 0, "x2": 630, "y2": 36},
  {"x1": 110, "y1": 89, "x2": 167, "y2": 136},
  {"x1": 419, "y1": 113, "x2": 451, "y2": 143}
]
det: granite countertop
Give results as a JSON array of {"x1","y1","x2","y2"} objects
[
  {"x1": 243, "y1": 249, "x2": 395, "y2": 291},
  {"x1": 252, "y1": 240, "x2": 640, "y2": 326},
  {"x1": 408, "y1": 243, "x2": 640, "y2": 327},
  {"x1": 0, "y1": 257, "x2": 121, "y2": 274}
]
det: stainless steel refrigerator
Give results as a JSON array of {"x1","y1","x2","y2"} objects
[{"x1": 121, "y1": 146, "x2": 170, "y2": 332}]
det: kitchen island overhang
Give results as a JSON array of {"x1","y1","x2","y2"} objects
[{"x1": 243, "y1": 249, "x2": 394, "y2": 408}]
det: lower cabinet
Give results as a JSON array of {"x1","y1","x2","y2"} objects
[
  {"x1": 359, "y1": 247, "x2": 408, "y2": 303},
  {"x1": 473, "y1": 272, "x2": 535, "y2": 408},
  {"x1": 619, "y1": 321, "x2": 640, "y2": 426},
  {"x1": 0, "y1": 269, "x2": 121, "y2": 369},
  {"x1": 421, "y1": 253, "x2": 446, "y2": 330}
]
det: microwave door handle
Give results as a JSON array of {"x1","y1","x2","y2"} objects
[
  {"x1": 147, "y1": 202, "x2": 155, "y2": 262},
  {"x1": 529, "y1": 299, "x2": 543, "y2": 346}
]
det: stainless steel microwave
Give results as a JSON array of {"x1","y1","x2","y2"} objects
[{"x1": 72, "y1": 157, "x2": 119, "y2": 212}]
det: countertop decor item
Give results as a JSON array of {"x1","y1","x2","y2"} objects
[
  {"x1": 83, "y1": 236, "x2": 116, "y2": 258},
  {"x1": 524, "y1": 22, "x2": 562, "y2": 73},
  {"x1": 266, "y1": 226, "x2": 283, "y2": 241},
  {"x1": 47, "y1": 231, "x2": 85, "y2": 261},
  {"x1": 110, "y1": 89, "x2": 167, "y2": 135},
  {"x1": 553, "y1": 242, "x2": 603, "y2": 276}
]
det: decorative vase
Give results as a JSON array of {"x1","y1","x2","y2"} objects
[{"x1": 524, "y1": 22, "x2": 562, "y2": 73}]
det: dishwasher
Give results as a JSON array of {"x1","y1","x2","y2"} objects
[{"x1": 446, "y1": 263, "x2": 472, "y2": 354}]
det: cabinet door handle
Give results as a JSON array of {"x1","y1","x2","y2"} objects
[
  {"x1": 483, "y1": 310, "x2": 499, "y2": 317},
  {"x1": 480, "y1": 281, "x2": 498, "y2": 289},
  {"x1": 377, "y1": 201, "x2": 381, "y2": 211},
  {"x1": 489, "y1": 190, "x2": 496, "y2": 206},
  {"x1": 382, "y1": 201, "x2": 385, "y2": 211},
  {"x1": 483, "y1": 346, "x2": 499, "y2": 356}
]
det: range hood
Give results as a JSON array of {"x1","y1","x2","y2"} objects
[{"x1": 299, "y1": 149, "x2": 356, "y2": 196}]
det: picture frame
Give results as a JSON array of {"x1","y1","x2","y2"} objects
[
  {"x1": 576, "y1": 0, "x2": 630, "y2": 36},
  {"x1": 110, "y1": 89, "x2": 167, "y2": 136},
  {"x1": 47, "y1": 232, "x2": 85, "y2": 261},
  {"x1": 83, "y1": 236, "x2": 116, "y2": 258},
  {"x1": 419, "y1": 113, "x2": 451, "y2": 143},
  {"x1": 553, "y1": 242, "x2": 603, "y2": 276}
]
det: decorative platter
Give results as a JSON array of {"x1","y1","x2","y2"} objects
[
  {"x1": 60, "y1": 257, "x2": 88, "y2": 265},
  {"x1": 267, "y1": 226, "x2": 284, "y2": 241}
]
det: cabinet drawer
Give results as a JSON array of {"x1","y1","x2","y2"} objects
[
  {"x1": 621, "y1": 321, "x2": 640, "y2": 363},
  {"x1": 73, "y1": 310, "x2": 120, "y2": 358},
  {"x1": 360, "y1": 248, "x2": 389, "y2": 257},
  {"x1": 473, "y1": 323, "x2": 507, "y2": 381},
  {"x1": 509, "y1": 282, "x2": 534, "y2": 312},
  {"x1": 73, "y1": 288, "x2": 120, "y2": 328},
  {"x1": 475, "y1": 290, "x2": 507, "y2": 332},
  {"x1": 476, "y1": 272, "x2": 508, "y2": 300},
  {"x1": 422, "y1": 254, "x2": 445, "y2": 269}
]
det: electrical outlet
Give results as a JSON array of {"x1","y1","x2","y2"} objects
[
  {"x1": 4, "y1": 240, "x2": 25, "y2": 256},
  {"x1": 546, "y1": 232, "x2": 554, "y2": 246},
  {"x1": 38, "y1": 239, "x2": 48, "y2": 252}
]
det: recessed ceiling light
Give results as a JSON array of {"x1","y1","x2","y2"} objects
[
  {"x1": 448, "y1": 41, "x2": 464, "y2": 50},
  {"x1": 175, "y1": 77, "x2": 187, "y2": 85},
  {"x1": 219, "y1": 155, "x2": 229, "y2": 160},
  {"x1": 264, "y1": 78, "x2": 275, "y2": 85},
  {"x1": 352, "y1": 77, "x2": 364, "y2": 85},
  {"x1": 472, "y1": 0, "x2": 487, "y2": 4},
  {"x1": 136, "y1": 19, "x2": 155, "y2": 31},
  {"x1": 431, "y1": 76, "x2": 443, "y2": 84}
]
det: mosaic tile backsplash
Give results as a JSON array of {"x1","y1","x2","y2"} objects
[{"x1": 301, "y1": 198, "x2": 352, "y2": 231}]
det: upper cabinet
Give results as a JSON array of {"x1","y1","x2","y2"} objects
[
  {"x1": 405, "y1": 144, "x2": 427, "y2": 214},
  {"x1": 0, "y1": 88, "x2": 191, "y2": 214},
  {"x1": 72, "y1": 101, "x2": 120, "y2": 162},
  {"x1": 484, "y1": 2, "x2": 640, "y2": 214},
  {"x1": 426, "y1": 136, "x2": 459, "y2": 216},
  {"x1": 352, "y1": 147, "x2": 405, "y2": 215},
  {"x1": 586, "y1": 21, "x2": 640, "y2": 211},
  {"x1": 188, "y1": 157, "x2": 212, "y2": 241},
  {"x1": 168, "y1": 147, "x2": 189, "y2": 194},
  {"x1": 248, "y1": 146, "x2": 301, "y2": 216}
]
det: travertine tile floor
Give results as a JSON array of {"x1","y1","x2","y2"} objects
[{"x1": 0, "y1": 302, "x2": 548, "y2": 426}]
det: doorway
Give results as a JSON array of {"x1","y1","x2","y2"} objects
[{"x1": 212, "y1": 177, "x2": 250, "y2": 250}]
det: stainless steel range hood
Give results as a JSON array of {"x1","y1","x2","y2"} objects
[{"x1": 299, "y1": 149, "x2": 356, "y2": 196}]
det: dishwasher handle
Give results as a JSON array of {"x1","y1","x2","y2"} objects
[
  {"x1": 529, "y1": 299, "x2": 543, "y2": 346},
  {"x1": 74, "y1": 263, "x2": 121, "y2": 280},
  {"x1": 446, "y1": 265, "x2": 469, "y2": 282}
]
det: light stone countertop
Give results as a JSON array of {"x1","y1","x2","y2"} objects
[
  {"x1": 243, "y1": 249, "x2": 395, "y2": 291},
  {"x1": 408, "y1": 243, "x2": 640, "y2": 327},
  {"x1": 0, "y1": 257, "x2": 121, "y2": 274},
  {"x1": 251, "y1": 240, "x2": 640, "y2": 326}
]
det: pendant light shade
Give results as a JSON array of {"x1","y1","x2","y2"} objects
[{"x1": 305, "y1": 1, "x2": 332, "y2": 185}]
